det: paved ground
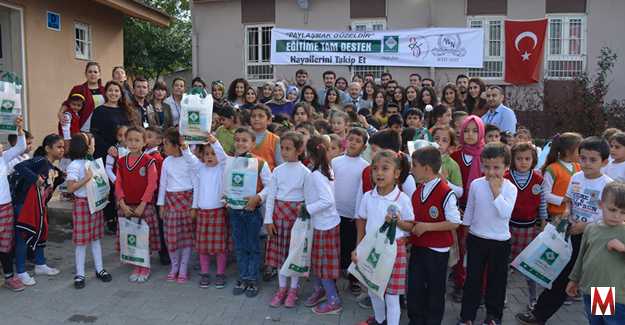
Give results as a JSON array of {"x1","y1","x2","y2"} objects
[{"x1": 0, "y1": 200, "x2": 587, "y2": 325}]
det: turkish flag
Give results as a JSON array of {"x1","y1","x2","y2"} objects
[{"x1": 504, "y1": 19, "x2": 548, "y2": 84}]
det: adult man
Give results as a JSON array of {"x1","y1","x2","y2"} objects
[
  {"x1": 409, "y1": 73, "x2": 422, "y2": 88},
  {"x1": 346, "y1": 82, "x2": 370, "y2": 111},
  {"x1": 481, "y1": 86, "x2": 517, "y2": 134},
  {"x1": 385, "y1": 80, "x2": 399, "y2": 100},
  {"x1": 132, "y1": 76, "x2": 152, "y2": 128},
  {"x1": 380, "y1": 72, "x2": 393, "y2": 88},
  {"x1": 317, "y1": 70, "x2": 349, "y2": 106},
  {"x1": 422, "y1": 78, "x2": 435, "y2": 89},
  {"x1": 456, "y1": 74, "x2": 470, "y2": 101},
  {"x1": 294, "y1": 69, "x2": 309, "y2": 89}
]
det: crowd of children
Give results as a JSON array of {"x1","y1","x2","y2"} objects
[{"x1": 0, "y1": 66, "x2": 624, "y2": 325}]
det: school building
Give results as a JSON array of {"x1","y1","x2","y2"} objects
[
  {"x1": 191, "y1": 0, "x2": 625, "y2": 104},
  {"x1": 0, "y1": 0, "x2": 169, "y2": 142}
]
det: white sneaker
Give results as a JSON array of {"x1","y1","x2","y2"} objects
[
  {"x1": 34, "y1": 264, "x2": 60, "y2": 276},
  {"x1": 17, "y1": 272, "x2": 36, "y2": 286}
]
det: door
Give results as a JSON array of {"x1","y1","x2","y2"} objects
[{"x1": 0, "y1": 8, "x2": 12, "y2": 73}]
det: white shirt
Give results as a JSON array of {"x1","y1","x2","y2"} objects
[
  {"x1": 66, "y1": 159, "x2": 88, "y2": 198},
  {"x1": 418, "y1": 178, "x2": 462, "y2": 252},
  {"x1": 332, "y1": 155, "x2": 369, "y2": 219},
  {"x1": 264, "y1": 161, "x2": 309, "y2": 224},
  {"x1": 184, "y1": 142, "x2": 227, "y2": 210},
  {"x1": 105, "y1": 146, "x2": 128, "y2": 183},
  {"x1": 358, "y1": 186, "x2": 414, "y2": 239},
  {"x1": 157, "y1": 149, "x2": 196, "y2": 205},
  {"x1": 566, "y1": 172, "x2": 613, "y2": 224},
  {"x1": 164, "y1": 96, "x2": 181, "y2": 126},
  {"x1": 543, "y1": 160, "x2": 575, "y2": 207},
  {"x1": 304, "y1": 170, "x2": 340, "y2": 230},
  {"x1": 463, "y1": 177, "x2": 518, "y2": 241},
  {"x1": 602, "y1": 159, "x2": 625, "y2": 182},
  {"x1": 0, "y1": 135, "x2": 26, "y2": 204}
]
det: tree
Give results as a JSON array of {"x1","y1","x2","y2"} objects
[{"x1": 123, "y1": 0, "x2": 191, "y2": 80}]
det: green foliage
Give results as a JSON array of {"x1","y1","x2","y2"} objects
[{"x1": 123, "y1": 0, "x2": 191, "y2": 79}]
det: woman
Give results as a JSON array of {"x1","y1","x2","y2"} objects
[
  {"x1": 392, "y1": 86, "x2": 406, "y2": 109},
  {"x1": 441, "y1": 84, "x2": 466, "y2": 112},
  {"x1": 191, "y1": 77, "x2": 207, "y2": 90},
  {"x1": 335, "y1": 77, "x2": 348, "y2": 92},
  {"x1": 149, "y1": 80, "x2": 173, "y2": 128},
  {"x1": 322, "y1": 86, "x2": 342, "y2": 114},
  {"x1": 403, "y1": 85, "x2": 419, "y2": 114},
  {"x1": 112, "y1": 66, "x2": 133, "y2": 103},
  {"x1": 58, "y1": 62, "x2": 105, "y2": 133},
  {"x1": 299, "y1": 85, "x2": 321, "y2": 113},
  {"x1": 371, "y1": 89, "x2": 388, "y2": 126},
  {"x1": 259, "y1": 81, "x2": 274, "y2": 104},
  {"x1": 362, "y1": 81, "x2": 377, "y2": 109},
  {"x1": 267, "y1": 81, "x2": 294, "y2": 118},
  {"x1": 417, "y1": 86, "x2": 438, "y2": 111},
  {"x1": 164, "y1": 77, "x2": 186, "y2": 126},
  {"x1": 227, "y1": 78, "x2": 250, "y2": 108},
  {"x1": 240, "y1": 87, "x2": 258, "y2": 110},
  {"x1": 465, "y1": 77, "x2": 488, "y2": 117}
]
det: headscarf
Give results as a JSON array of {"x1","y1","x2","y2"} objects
[
  {"x1": 287, "y1": 85, "x2": 299, "y2": 102},
  {"x1": 260, "y1": 81, "x2": 274, "y2": 103},
  {"x1": 269, "y1": 81, "x2": 288, "y2": 105},
  {"x1": 458, "y1": 115, "x2": 485, "y2": 187}
]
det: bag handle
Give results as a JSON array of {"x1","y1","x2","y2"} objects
[
  {"x1": 298, "y1": 203, "x2": 310, "y2": 221},
  {"x1": 378, "y1": 219, "x2": 398, "y2": 245},
  {"x1": 556, "y1": 218, "x2": 571, "y2": 241}
]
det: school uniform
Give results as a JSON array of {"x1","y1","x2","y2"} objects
[
  {"x1": 0, "y1": 134, "x2": 26, "y2": 254},
  {"x1": 67, "y1": 160, "x2": 105, "y2": 246},
  {"x1": 251, "y1": 130, "x2": 281, "y2": 170},
  {"x1": 543, "y1": 160, "x2": 580, "y2": 217}
]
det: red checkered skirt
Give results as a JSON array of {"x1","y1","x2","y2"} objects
[
  {"x1": 0, "y1": 203, "x2": 14, "y2": 253},
  {"x1": 163, "y1": 191, "x2": 194, "y2": 251},
  {"x1": 312, "y1": 224, "x2": 341, "y2": 280},
  {"x1": 510, "y1": 225, "x2": 538, "y2": 261},
  {"x1": 72, "y1": 197, "x2": 104, "y2": 246},
  {"x1": 265, "y1": 200, "x2": 302, "y2": 268},
  {"x1": 196, "y1": 207, "x2": 229, "y2": 255},
  {"x1": 386, "y1": 239, "x2": 407, "y2": 295}
]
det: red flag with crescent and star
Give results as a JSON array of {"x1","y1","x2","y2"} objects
[{"x1": 504, "y1": 19, "x2": 548, "y2": 84}]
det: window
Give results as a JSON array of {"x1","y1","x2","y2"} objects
[
  {"x1": 545, "y1": 15, "x2": 586, "y2": 79},
  {"x1": 245, "y1": 25, "x2": 273, "y2": 81},
  {"x1": 467, "y1": 17, "x2": 504, "y2": 79},
  {"x1": 74, "y1": 22, "x2": 91, "y2": 60},
  {"x1": 350, "y1": 20, "x2": 387, "y2": 80}
]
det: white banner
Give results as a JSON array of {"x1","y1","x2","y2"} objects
[{"x1": 270, "y1": 27, "x2": 484, "y2": 68}]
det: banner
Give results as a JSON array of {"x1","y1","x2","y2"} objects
[{"x1": 270, "y1": 28, "x2": 484, "y2": 68}]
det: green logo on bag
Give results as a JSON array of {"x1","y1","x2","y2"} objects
[
  {"x1": 188, "y1": 111, "x2": 200, "y2": 126},
  {"x1": 540, "y1": 248, "x2": 559, "y2": 265},
  {"x1": 231, "y1": 172, "x2": 244, "y2": 187},
  {"x1": 94, "y1": 175, "x2": 107, "y2": 188},
  {"x1": 366, "y1": 248, "x2": 381, "y2": 267},
  {"x1": 128, "y1": 234, "x2": 137, "y2": 247}
]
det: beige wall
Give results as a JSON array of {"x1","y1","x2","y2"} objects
[{"x1": 3, "y1": 0, "x2": 124, "y2": 143}]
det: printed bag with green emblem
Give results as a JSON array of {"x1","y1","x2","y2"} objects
[{"x1": 279, "y1": 203, "x2": 314, "y2": 277}]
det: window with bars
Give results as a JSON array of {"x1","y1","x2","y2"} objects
[
  {"x1": 245, "y1": 25, "x2": 273, "y2": 81},
  {"x1": 74, "y1": 22, "x2": 91, "y2": 60},
  {"x1": 545, "y1": 15, "x2": 586, "y2": 79},
  {"x1": 350, "y1": 20, "x2": 387, "y2": 80},
  {"x1": 467, "y1": 17, "x2": 504, "y2": 79}
]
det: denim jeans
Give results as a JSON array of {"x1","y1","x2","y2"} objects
[
  {"x1": 15, "y1": 230, "x2": 46, "y2": 273},
  {"x1": 228, "y1": 208, "x2": 262, "y2": 282},
  {"x1": 584, "y1": 294, "x2": 625, "y2": 325}
]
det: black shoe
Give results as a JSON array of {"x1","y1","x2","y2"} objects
[
  {"x1": 199, "y1": 274, "x2": 210, "y2": 288},
  {"x1": 262, "y1": 268, "x2": 277, "y2": 282},
  {"x1": 215, "y1": 274, "x2": 226, "y2": 289},
  {"x1": 232, "y1": 280, "x2": 247, "y2": 296},
  {"x1": 95, "y1": 269, "x2": 112, "y2": 282},
  {"x1": 159, "y1": 251, "x2": 171, "y2": 266},
  {"x1": 74, "y1": 275, "x2": 85, "y2": 289},
  {"x1": 516, "y1": 311, "x2": 545, "y2": 325},
  {"x1": 245, "y1": 281, "x2": 259, "y2": 298}
]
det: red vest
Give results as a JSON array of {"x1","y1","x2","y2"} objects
[
  {"x1": 117, "y1": 153, "x2": 155, "y2": 205},
  {"x1": 505, "y1": 170, "x2": 543, "y2": 225},
  {"x1": 450, "y1": 150, "x2": 473, "y2": 206},
  {"x1": 362, "y1": 165, "x2": 373, "y2": 193},
  {"x1": 410, "y1": 179, "x2": 454, "y2": 248}
]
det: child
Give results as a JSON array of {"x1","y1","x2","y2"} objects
[
  {"x1": 387, "y1": 114, "x2": 403, "y2": 135},
  {"x1": 485, "y1": 124, "x2": 501, "y2": 144},
  {"x1": 327, "y1": 134, "x2": 343, "y2": 160},
  {"x1": 58, "y1": 93, "x2": 85, "y2": 142},
  {"x1": 452, "y1": 111, "x2": 469, "y2": 134},
  {"x1": 542, "y1": 132, "x2": 583, "y2": 219},
  {"x1": 105, "y1": 125, "x2": 129, "y2": 183},
  {"x1": 407, "y1": 146, "x2": 461, "y2": 325},
  {"x1": 404, "y1": 109, "x2": 432, "y2": 141},
  {"x1": 116, "y1": 127, "x2": 161, "y2": 283},
  {"x1": 330, "y1": 111, "x2": 350, "y2": 145},
  {"x1": 331, "y1": 128, "x2": 369, "y2": 296},
  {"x1": 602, "y1": 132, "x2": 625, "y2": 182},
  {"x1": 215, "y1": 105, "x2": 237, "y2": 156},
  {"x1": 566, "y1": 181, "x2": 625, "y2": 324},
  {"x1": 505, "y1": 142, "x2": 547, "y2": 308},
  {"x1": 428, "y1": 105, "x2": 452, "y2": 131},
  {"x1": 157, "y1": 128, "x2": 195, "y2": 284},
  {"x1": 7, "y1": 130, "x2": 34, "y2": 174},
  {"x1": 144, "y1": 126, "x2": 169, "y2": 265},
  {"x1": 450, "y1": 115, "x2": 485, "y2": 300},
  {"x1": 265, "y1": 132, "x2": 310, "y2": 307},
  {"x1": 66, "y1": 133, "x2": 112, "y2": 289},
  {"x1": 431, "y1": 125, "x2": 463, "y2": 198},
  {"x1": 354, "y1": 149, "x2": 415, "y2": 325},
  {"x1": 386, "y1": 103, "x2": 401, "y2": 117},
  {"x1": 182, "y1": 134, "x2": 228, "y2": 289},
  {"x1": 0, "y1": 116, "x2": 26, "y2": 291},
  {"x1": 224, "y1": 127, "x2": 272, "y2": 297},
  {"x1": 13, "y1": 134, "x2": 66, "y2": 286},
  {"x1": 250, "y1": 104, "x2": 282, "y2": 170},
  {"x1": 459, "y1": 143, "x2": 517, "y2": 325}
]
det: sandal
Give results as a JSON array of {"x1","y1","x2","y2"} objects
[
  {"x1": 74, "y1": 275, "x2": 86, "y2": 289},
  {"x1": 95, "y1": 269, "x2": 112, "y2": 283}
]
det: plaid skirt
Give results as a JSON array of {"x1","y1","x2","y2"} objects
[
  {"x1": 163, "y1": 191, "x2": 194, "y2": 251},
  {"x1": 72, "y1": 197, "x2": 104, "y2": 246},
  {"x1": 312, "y1": 224, "x2": 341, "y2": 280},
  {"x1": 265, "y1": 200, "x2": 302, "y2": 268},
  {"x1": 386, "y1": 239, "x2": 407, "y2": 295},
  {"x1": 196, "y1": 207, "x2": 229, "y2": 255},
  {"x1": 0, "y1": 203, "x2": 14, "y2": 253},
  {"x1": 510, "y1": 225, "x2": 538, "y2": 260}
]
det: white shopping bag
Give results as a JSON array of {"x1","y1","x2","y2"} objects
[
  {"x1": 85, "y1": 158, "x2": 110, "y2": 214},
  {"x1": 0, "y1": 79, "x2": 22, "y2": 134},
  {"x1": 119, "y1": 217, "x2": 151, "y2": 268},
  {"x1": 179, "y1": 89, "x2": 213, "y2": 144},
  {"x1": 407, "y1": 140, "x2": 438, "y2": 157},
  {"x1": 280, "y1": 206, "x2": 314, "y2": 277},
  {"x1": 223, "y1": 156, "x2": 260, "y2": 209},
  {"x1": 348, "y1": 221, "x2": 398, "y2": 299},
  {"x1": 511, "y1": 223, "x2": 572, "y2": 289}
]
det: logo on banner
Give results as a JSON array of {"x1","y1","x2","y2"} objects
[
  {"x1": 408, "y1": 36, "x2": 428, "y2": 58},
  {"x1": 383, "y1": 36, "x2": 399, "y2": 52},
  {"x1": 591, "y1": 287, "x2": 615, "y2": 316},
  {"x1": 431, "y1": 34, "x2": 467, "y2": 57}
]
